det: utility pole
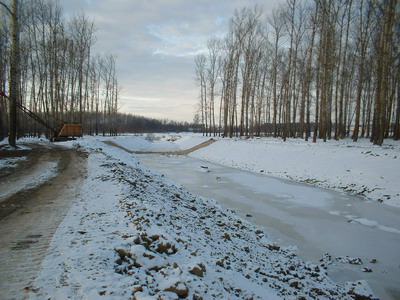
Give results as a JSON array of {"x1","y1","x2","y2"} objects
[{"x1": 0, "y1": 0, "x2": 19, "y2": 147}]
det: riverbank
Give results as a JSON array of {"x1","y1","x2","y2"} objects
[{"x1": 185, "y1": 135, "x2": 400, "y2": 207}]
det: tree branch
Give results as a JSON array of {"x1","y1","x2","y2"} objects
[{"x1": 0, "y1": 1, "x2": 15, "y2": 18}]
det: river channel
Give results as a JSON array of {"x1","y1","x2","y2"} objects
[{"x1": 138, "y1": 153, "x2": 400, "y2": 300}]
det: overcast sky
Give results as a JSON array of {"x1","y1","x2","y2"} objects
[{"x1": 60, "y1": 0, "x2": 281, "y2": 122}]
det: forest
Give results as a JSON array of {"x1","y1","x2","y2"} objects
[
  {"x1": 1, "y1": 0, "x2": 399, "y2": 147},
  {"x1": 195, "y1": 0, "x2": 399, "y2": 145},
  {"x1": 0, "y1": 0, "x2": 119, "y2": 144}
]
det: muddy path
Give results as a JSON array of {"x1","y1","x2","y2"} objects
[
  {"x1": 103, "y1": 138, "x2": 215, "y2": 155},
  {"x1": 0, "y1": 143, "x2": 87, "y2": 299}
]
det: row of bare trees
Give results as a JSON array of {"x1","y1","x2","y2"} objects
[
  {"x1": 195, "y1": 0, "x2": 399, "y2": 145},
  {"x1": 0, "y1": 0, "x2": 119, "y2": 143}
]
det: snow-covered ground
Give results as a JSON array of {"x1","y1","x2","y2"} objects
[
  {"x1": 3, "y1": 135, "x2": 364, "y2": 299},
  {"x1": 2, "y1": 134, "x2": 397, "y2": 299},
  {"x1": 187, "y1": 135, "x2": 400, "y2": 207}
]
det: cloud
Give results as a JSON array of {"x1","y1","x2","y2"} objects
[{"x1": 59, "y1": 0, "x2": 281, "y2": 122}]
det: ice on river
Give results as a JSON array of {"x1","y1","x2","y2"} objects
[{"x1": 138, "y1": 141, "x2": 400, "y2": 300}]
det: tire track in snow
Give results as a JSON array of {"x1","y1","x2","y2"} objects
[{"x1": 0, "y1": 146, "x2": 87, "y2": 299}]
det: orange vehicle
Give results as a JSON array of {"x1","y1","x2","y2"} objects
[{"x1": 54, "y1": 124, "x2": 83, "y2": 141}]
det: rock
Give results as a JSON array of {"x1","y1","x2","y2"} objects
[
  {"x1": 336, "y1": 256, "x2": 363, "y2": 265},
  {"x1": 221, "y1": 233, "x2": 231, "y2": 241},
  {"x1": 164, "y1": 282, "x2": 189, "y2": 298},
  {"x1": 267, "y1": 244, "x2": 280, "y2": 251},
  {"x1": 143, "y1": 252, "x2": 155, "y2": 259},
  {"x1": 150, "y1": 235, "x2": 160, "y2": 241},
  {"x1": 189, "y1": 266, "x2": 204, "y2": 277},
  {"x1": 290, "y1": 281, "x2": 300, "y2": 289},
  {"x1": 361, "y1": 267, "x2": 372, "y2": 272},
  {"x1": 133, "y1": 259, "x2": 142, "y2": 268},
  {"x1": 115, "y1": 248, "x2": 131, "y2": 260},
  {"x1": 189, "y1": 264, "x2": 206, "y2": 277},
  {"x1": 156, "y1": 242, "x2": 177, "y2": 255},
  {"x1": 216, "y1": 260, "x2": 224, "y2": 268},
  {"x1": 132, "y1": 285, "x2": 143, "y2": 293}
]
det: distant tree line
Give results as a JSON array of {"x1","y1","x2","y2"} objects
[
  {"x1": 195, "y1": 0, "x2": 399, "y2": 145},
  {"x1": 116, "y1": 114, "x2": 199, "y2": 133},
  {"x1": 10, "y1": 109, "x2": 199, "y2": 137},
  {"x1": 0, "y1": 0, "x2": 119, "y2": 142}
]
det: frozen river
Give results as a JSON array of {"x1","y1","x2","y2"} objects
[{"x1": 139, "y1": 153, "x2": 400, "y2": 300}]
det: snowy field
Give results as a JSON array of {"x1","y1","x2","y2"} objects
[{"x1": 2, "y1": 134, "x2": 397, "y2": 298}]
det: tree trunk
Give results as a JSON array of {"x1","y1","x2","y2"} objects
[{"x1": 7, "y1": 0, "x2": 20, "y2": 147}]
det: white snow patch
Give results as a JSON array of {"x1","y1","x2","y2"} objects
[
  {"x1": 0, "y1": 156, "x2": 27, "y2": 170},
  {"x1": 0, "y1": 161, "x2": 58, "y2": 201},
  {"x1": 344, "y1": 280, "x2": 375, "y2": 299},
  {"x1": 346, "y1": 216, "x2": 400, "y2": 234},
  {"x1": 329, "y1": 211, "x2": 342, "y2": 216}
]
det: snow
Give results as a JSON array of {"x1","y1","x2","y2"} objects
[
  {"x1": 0, "y1": 155, "x2": 27, "y2": 170},
  {"x1": 343, "y1": 280, "x2": 376, "y2": 299},
  {"x1": 171, "y1": 133, "x2": 210, "y2": 150},
  {"x1": 0, "y1": 139, "x2": 30, "y2": 172},
  {"x1": 3, "y1": 134, "x2": 397, "y2": 298},
  {"x1": 188, "y1": 136, "x2": 400, "y2": 207},
  {"x1": 24, "y1": 135, "x2": 369, "y2": 299},
  {"x1": 0, "y1": 160, "x2": 58, "y2": 201},
  {"x1": 346, "y1": 216, "x2": 400, "y2": 234}
]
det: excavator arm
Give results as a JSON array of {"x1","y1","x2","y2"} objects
[{"x1": 1, "y1": 91, "x2": 57, "y2": 138}]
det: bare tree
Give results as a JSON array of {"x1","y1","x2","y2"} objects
[
  {"x1": 352, "y1": 0, "x2": 373, "y2": 142},
  {"x1": 0, "y1": 0, "x2": 120, "y2": 140},
  {"x1": 0, "y1": 0, "x2": 20, "y2": 147},
  {"x1": 267, "y1": 6, "x2": 286, "y2": 138},
  {"x1": 206, "y1": 38, "x2": 221, "y2": 136},
  {"x1": 371, "y1": 0, "x2": 397, "y2": 145},
  {"x1": 195, "y1": 54, "x2": 207, "y2": 135}
]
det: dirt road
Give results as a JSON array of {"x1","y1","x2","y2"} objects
[{"x1": 0, "y1": 143, "x2": 86, "y2": 299}]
